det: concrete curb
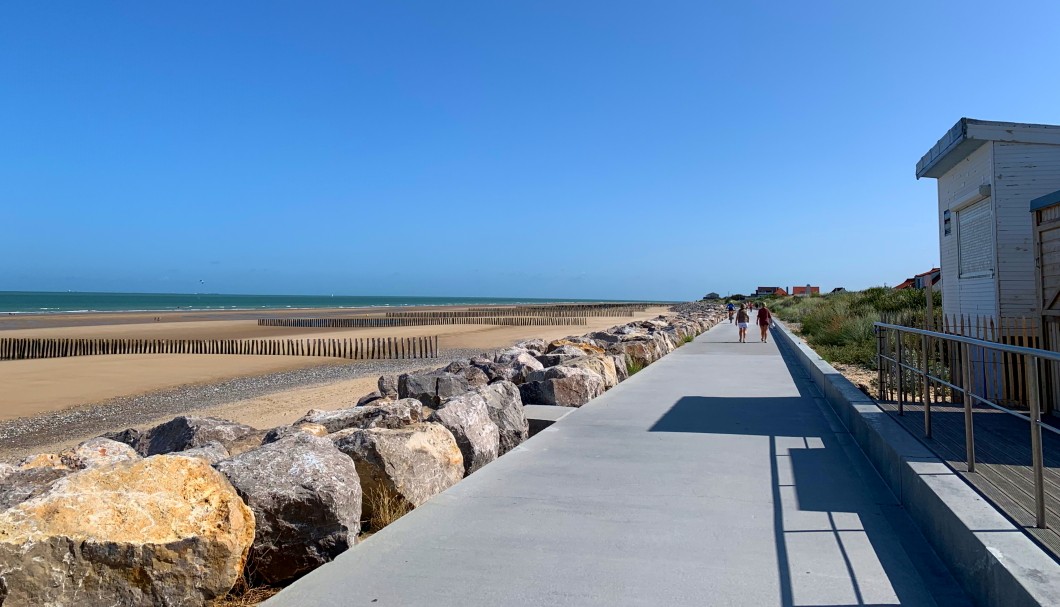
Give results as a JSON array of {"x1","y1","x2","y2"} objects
[{"x1": 772, "y1": 321, "x2": 1060, "y2": 607}]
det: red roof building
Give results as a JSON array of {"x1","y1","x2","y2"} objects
[{"x1": 791, "y1": 285, "x2": 820, "y2": 296}]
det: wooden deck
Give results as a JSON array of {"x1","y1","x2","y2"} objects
[{"x1": 877, "y1": 397, "x2": 1060, "y2": 558}]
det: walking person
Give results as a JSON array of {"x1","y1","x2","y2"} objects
[
  {"x1": 735, "y1": 304, "x2": 750, "y2": 343},
  {"x1": 757, "y1": 302, "x2": 773, "y2": 343}
]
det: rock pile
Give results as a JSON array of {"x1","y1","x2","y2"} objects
[{"x1": 0, "y1": 305, "x2": 721, "y2": 605}]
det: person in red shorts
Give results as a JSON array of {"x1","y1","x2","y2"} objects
[{"x1": 756, "y1": 303, "x2": 773, "y2": 343}]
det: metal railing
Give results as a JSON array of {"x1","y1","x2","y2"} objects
[{"x1": 875, "y1": 322, "x2": 1058, "y2": 529}]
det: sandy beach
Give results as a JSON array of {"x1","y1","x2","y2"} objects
[{"x1": 0, "y1": 305, "x2": 669, "y2": 461}]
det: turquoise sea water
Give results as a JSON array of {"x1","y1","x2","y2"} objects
[{"x1": 0, "y1": 291, "x2": 644, "y2": 314}]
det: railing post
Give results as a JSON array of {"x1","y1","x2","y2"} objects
[
  {"x1": 897, "y1": 335, "x2": 905, "y2": 415},
  {"x1": 1027, "y1": 356, "x2": 1048, "y2": 529},
  {"x1": 876, "y1": 326, "x2": 885, "y2": 401},
  {"x1": 922, "y1": 333, "x2": 930, "y2": 435},
  {"x1": 961, "y1": 342, "x2": 975, "y2": 471}
]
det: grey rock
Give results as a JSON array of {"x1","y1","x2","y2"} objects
[
  {"x1": 611, "y1": 353, "x2": 630, "y2": 383},
  {"x1": 461, "y1": 365, "x2": 490, "y2": 387},
  {"x1": 398, "y1": 371, "x2": 470, "y2": 407},
  {"x1": 173, "y1": 441, "x2": 230, "y2": 465},
  {"x1": 535, "y1": 352, "x2": 583, "y2": 368},
  {"x1": 0, "y1": 467, "x2": 71, "y2": 510},
  {"x1": 115, "y1": 416, "x2": 260, "y2": 457},
  {"x1": 261, "y1": 423, "x2": 329, "y2": 445},
  {"x1": 430, "y1": 392, "x2": 500, "y2": 475},
  {"x1": 356, "y1": 391, "x2": 385, "y2": 407},
  {"x1": 216, "y1": 433, "x2": 362, "y2": 585},
  {"x1": 514, "y1": 338, "x2": 548, "y2": 355},
  {"x1": 519, "y1": 366, "x2": 606, "y2": 407},
  {"x1": 478, "y1": 381, "x2": 528, "y2": 455},
  {"x1": 59, "y1": 438, "x2": 140, "y2": 470},
  {"x1": 378, "y1": 375, "x2": 399, "y2": 398},
  {"x1": 296, "y1": 399, "x2": 425, "y2": 433},
  {"x1": 494, "y1": 346, "x2": 532, "y2": 365},
  {"x1": 442, "y1": 360, "x2": 468, "y2": 374}
]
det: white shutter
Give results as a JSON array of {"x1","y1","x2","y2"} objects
[{"x1": 958, "y1": 198, "x2": 993, "y2": 277}]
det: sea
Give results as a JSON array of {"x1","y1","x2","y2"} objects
[{"x1": 0, "y1": 291, "x2": 643, "y2": 315}]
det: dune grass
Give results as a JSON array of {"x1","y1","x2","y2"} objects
[{"x1": 765, "y1": 287, "x2": 939, "y2": 368}]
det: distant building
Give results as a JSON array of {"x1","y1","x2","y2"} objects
[
  {"x1": 830, "y1": 287, "x2": 846, "y2": 294},
  {"x1": 755, "y1": 286, "x2": 785, "y2": 296},
  {"x1": 791, "y1": 285, "x2": 820, "y2": 296},
  {"x1": 704, "y1": 292, "x2": 720, "y2": 300},
  {"x1": 895, "y1": 268, "x2": 941, "y2": 291}
]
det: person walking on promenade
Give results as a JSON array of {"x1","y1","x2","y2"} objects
[
  {"x1": 757, "y1": 303, "x2": 773, "y2": 343},
  {"x1": 735, "y1": 304, "x2": 750, "y2": 343},
  {"x1": 726, "y1": 301, "x2": 735, "y2": 323}
]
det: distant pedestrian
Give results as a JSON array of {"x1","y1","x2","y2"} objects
[
  {"x1": 757, "y1": 303, "x2": 773, "y2": 343},
  {"x1": 735, "y1": 304, "x2": 749, "y2": 342}
]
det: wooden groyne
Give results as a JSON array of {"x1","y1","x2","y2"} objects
[
  {"x1": 465, "y1": 304, "x2": 650, "y2": 316},
  {"x1": 256, "y1": 317, "x2": 588, "y2": 328},
  {"x1": 0, "y1": 336, "x2": 438, "y2": 361},
  {"x1": 384, "y1": 308, "x2": 636, "y2": 319}
]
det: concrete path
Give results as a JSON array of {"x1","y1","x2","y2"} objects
[{"x1": 266, "y1": 322, "x2": 971, "y2": 607}]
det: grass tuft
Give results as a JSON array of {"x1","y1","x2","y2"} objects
[
  {"x1": 626, "y1": 357, "x2": 646, "y2": 376},
  {"x1": 364, "y1": 486, "x2": 412, "y2": 532}
]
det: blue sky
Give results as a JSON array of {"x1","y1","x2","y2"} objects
[{"x1": 3, "y1": 1, "x2": 1059, "y2": 300}]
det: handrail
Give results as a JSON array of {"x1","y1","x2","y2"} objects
[
  {"x1": 874, "y1": 321, "x2": 1053, "y2": 529},
  {"x1": 875, "y1": 321, "x2": 1060, "y2": 362}
]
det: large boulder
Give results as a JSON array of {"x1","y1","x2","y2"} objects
[
  {"x1": 560, "y1": 355, "x2": 619, "y2": 389},
  {"x1": 216, "y1": 433, "x2": 362, "y2": 585},
  {"x1": 59, "y1": 437, "x2": 140, "y2": 470},
  {"x1": 430, "y1": 392, "x2": 500, "y2": 475},
  {"x1": 331, "y1": 423, "x2": 463, "y2": 520},
  {"x1": 398, "y1": 371, "x2": 470, "y2": 407},
  {"x1": 519, "y1": 366, "x2": 606, "y2": 407},
  {"x1": 0, "y1": 455, "x2": 254, "y2": 607},
  {"x1": 477, "y1": 381, "x2": 528, "y2": 455},
  {"x1": 110, "y1": 416, "x2": 261, "y2": 457},
  {"x1": 608, "y1": 339, "x2": 661, "y2": 368},
  {"x1": 296, "y1": 398, "x2": 425, "y2": 433}
]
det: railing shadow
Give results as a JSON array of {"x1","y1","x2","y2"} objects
[{"x1": 646, "y1": 357, "x2": 971, "y2": 606}]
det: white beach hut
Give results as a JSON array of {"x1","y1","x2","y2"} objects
[{"x1": 917, "y1": 118, "x2": 1060, "y2": 333}]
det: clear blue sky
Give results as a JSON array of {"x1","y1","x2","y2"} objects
[{"x1": 3, "y1": 1, "x2": 1059, "y2": 301}]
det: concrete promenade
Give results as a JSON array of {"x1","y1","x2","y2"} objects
[{"x1": 266, "y1": 322, "x2": 971, "y2": 606}]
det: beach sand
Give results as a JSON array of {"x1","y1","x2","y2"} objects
[{"x1": 0, "y1": 305, "x2": 669, "y2": 460}]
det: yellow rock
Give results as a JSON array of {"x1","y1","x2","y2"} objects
[{"x1": 0, "y1": 455, "x2": 255, "y2": 607}]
